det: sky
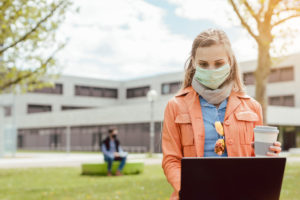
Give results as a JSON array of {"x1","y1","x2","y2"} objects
[{"x1": 56, "y1": 0, "x2": 300, "y2": 81}]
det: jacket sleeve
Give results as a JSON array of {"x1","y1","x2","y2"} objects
[
  {"x1": 101, "y1": 143, "x2": 113, "y2": 158},
  {"x1": 161, "y1": 100, "x2": 183, "y2": 194},
  {"x1": 251, "y1": 102, "x2": 263, "y2": 156}
]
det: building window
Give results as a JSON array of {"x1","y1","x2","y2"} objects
[
  {"x1": 4, "y1": 106, "x2": 12, "y2": 117},
  {"x1": 31, "y1": 83, "x2": 63, "y2": 95},
  {"x1": 27, "y1": 104, "x2": 52, "y2": 114},
  {"x1": 17, "y1": 135, "x2": 23, "y2": 148},
  {"x1": 161, "y1": 82, "x2": 181, "y2": 95},
  {"x1": 280, "y1": 67, "x2": 294, "y2": 81},
  {"x1": 49, "y1": 133, "x2": 61, "y2": 148},
  {"x1": 61, "y1": 106, "x2": 92, "y2": 111},
  {"x1": 126, "y1": 86, "x2": 150, "y2": 98},
  {"x1": 103, "y1": 88, "x2": 118, "y2": 98},
  {"x1": 243, "y1": 72, "x2": 255, "y2": 85},
  {"x1": 243, "y1": 66, "x2": 294, "y2": 85},
  {"x1": 75, "y1": 85, "x2": 118, "y2": 98},
  {"x1": 75, "y1": 86, "x2": 90, "y2": 96},
  {"x1": 269, "y1": 95, "x2": 295, "y2": 107}
]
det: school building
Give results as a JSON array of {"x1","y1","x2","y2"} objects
[{"x1": 1, "y1": 53, "x2": 300, "y2": 153}]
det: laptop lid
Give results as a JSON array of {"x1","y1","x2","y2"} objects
[{"x1": 180, "y1": 157, "x2": 286, "y2": 200}]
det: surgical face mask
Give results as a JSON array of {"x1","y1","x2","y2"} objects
[{"x1": 193, "y1": 63, "x2": 231, "y2": 90}]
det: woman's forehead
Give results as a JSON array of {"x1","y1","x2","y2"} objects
[{"x1": 195, "y1": 45, "x2": 228, "y2": 61}]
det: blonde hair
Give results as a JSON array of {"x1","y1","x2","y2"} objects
[{"x1": 182, "y1": 28, "x2": 245, "y2": 93}]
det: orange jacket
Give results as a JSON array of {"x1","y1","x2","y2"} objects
[{"x1": 161, "y1": 86, "x2": 263, "y2": 200}]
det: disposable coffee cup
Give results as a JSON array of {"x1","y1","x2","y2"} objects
[{"x1": 254, "y1": 126, "x2": 279, "y2": 156}]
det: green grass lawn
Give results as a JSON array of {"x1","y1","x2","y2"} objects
[{"x1": 0, "y1": 164, "x2": 299, "y2": 200}]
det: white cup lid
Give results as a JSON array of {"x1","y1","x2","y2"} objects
[{"x1": 254, "y1": 126, "x2": 279, "y2": 134}]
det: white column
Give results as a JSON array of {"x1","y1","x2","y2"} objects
[
  {"x1": 149, "y1": 100, "x2": 155, "y2": 155},
  {"x1": 66, "y1": 126, "x2": 71, "y2": 155},
  {"x1": 12, "y1": 93, "x2": 17, "y2": 157},
  {"x1": 0, "y1": 106, "x2": 4, "y2": 158},
  {"x1": 147, "y1": 89, "x2": 158, "y2": 156}
]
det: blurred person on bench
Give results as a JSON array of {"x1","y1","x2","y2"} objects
[{"x1": 101, "y1": 128, "x2": 128, "y2": 176}]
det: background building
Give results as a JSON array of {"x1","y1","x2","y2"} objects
[{"x1": 2, "y1": 53, "x2": 300, "y2": 152}]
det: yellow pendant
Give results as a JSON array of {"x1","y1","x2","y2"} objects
[
  {"x1": 214, "y1": 139, "x2": 225, "y2": 155},
  {"x1": 215, "y1": 121, "x2": 224, "y2": 136}
]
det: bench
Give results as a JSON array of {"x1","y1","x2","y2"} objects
[{"x1": 81, "y1": 162, "x2": 144, "y2": 175}]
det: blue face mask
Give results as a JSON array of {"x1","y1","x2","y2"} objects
[{"x1": 193, "y1": 63, "x2": 231, "y2": 90}]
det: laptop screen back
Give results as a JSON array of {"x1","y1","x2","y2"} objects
[{"x1": 180, "y1": 157, "x2": 286, "y2": 200}]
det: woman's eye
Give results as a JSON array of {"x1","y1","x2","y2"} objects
[
  {"x1": 199, "y1": 63, "x2": 208, "y2": 67},
  {"x1": 215, "y1": 63, "x2": 224, "y2": 67}
]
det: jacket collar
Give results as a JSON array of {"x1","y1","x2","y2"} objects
[
  {"x1": 179, "y1": 86, "x2": 250, "y2": 120},
  {"x1": 175, "y1": 86, "x2": 193, "y2": 97}
]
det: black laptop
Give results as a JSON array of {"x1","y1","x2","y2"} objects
[{"x1": 180, "y1": 157, "x2": 286, "y2": 200}]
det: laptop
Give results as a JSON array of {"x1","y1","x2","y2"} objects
[{"x1": 180, "y1": 157, "x2": 286, "y2": 200}]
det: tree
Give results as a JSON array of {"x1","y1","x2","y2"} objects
[
  {"x1": 0, "y1": 0, "x2": 72, "y2": 94},
  {"x1": 228, "y1": 0, "x2": 300, "y2": 124}
]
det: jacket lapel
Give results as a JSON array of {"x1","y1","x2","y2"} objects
[
  {"x1": 224, "y1": 91, "x2": 242, "y2": 120},
  {"x1": 183, "y1": 87, "x2": 205, "y2": 157},
  {"x1": 181, "y1": 87, "x2": 247, "y2": 157}
]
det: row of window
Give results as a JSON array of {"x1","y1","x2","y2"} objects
[
  {"x1": 27, "y1": 105, "x2": 92, "y2": 114},
  {"x1": 31, "y1": 84, "x2": 119, "y2": 99},
  {"x1": 269, "y1": 95, "x2": 294, "y2": 107},
  {"x1": 243, "y1": 66, "x2": 294, "y2": 85},
  {"x1": 126, "y1": 82, "x2": 182, "y2": 98},
  {"x1": 32, "y1": 83, "x2": 63, "y2": 95},
  {"x1": 74, "y1": 85, "x2": 118, "y2": 98},
  {"x1": 29, "y1": 66, "x2": 294, "y2": 99},
  {"x1": 25, "y1": 94, "x2": 296, "y2": 114},
  {"x1": 31, "y1": 82, "x2": 182, "y2": 98},
  {"x1": 17, "y1": 123, "x2": 156, "y2": 152}
]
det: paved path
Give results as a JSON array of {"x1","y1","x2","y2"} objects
[
  {"x1": 0, "y1": 152, "x2": 299, "y2": 169},
  {"x1": 0, "y1": 153, "x2": 162, "y2": 169}
]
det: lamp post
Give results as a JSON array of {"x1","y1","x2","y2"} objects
[
  {"x1": 147, "y1": 89, "x2": 158, "y2": 157},
  {"x1": 0, "y1": 106, "x2": 4, "y2": 158},
  {"x1": 0, "y1": 87, "x2": 18, "y2": 158}
]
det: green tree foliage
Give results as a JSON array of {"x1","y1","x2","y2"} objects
[
  {"x1": 228, "y1": 0, "x2": 300, "y2": 124},
  {"x1": 0, "y1": 0, "x2": 72, "y2": 94}
]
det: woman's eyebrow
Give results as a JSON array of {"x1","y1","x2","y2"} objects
[{"x1": 198, "y1": 59, "x2": 225, "y2": 62}]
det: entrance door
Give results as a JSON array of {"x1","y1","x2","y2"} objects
[
  {"x1": 283, "y1": 130, "x2": 296, "y2": 151},
  {"x1": 49, "y1": 133, "x2": 61, "y2": 149}
]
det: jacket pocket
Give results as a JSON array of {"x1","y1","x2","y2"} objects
[
  {"x1": 175, "y1": 114, "x2": 194, "y2": 146},
  {"x1": 235, "y1": 111, "x2": 258, "y2": 145},
  {"x1": 182, "y1": 145, "x2": 197, "y2": 157}
]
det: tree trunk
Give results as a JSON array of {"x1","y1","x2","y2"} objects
[{"x1": 255, "y1": 44, "x2": 271, "y2": 125}]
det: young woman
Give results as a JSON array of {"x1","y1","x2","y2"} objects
[{"x1": 161, "y1": 29, "x2": 282, "y2": 200}]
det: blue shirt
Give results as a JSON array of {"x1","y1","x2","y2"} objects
[
  {"x1": 199, "y1": 96, "x2": 228, "y2": 157},
  {"x1": 102, "y1": 140, "x2": 124, "y2": 158}
]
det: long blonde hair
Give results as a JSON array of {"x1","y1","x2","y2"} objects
[{"x1": 182, "y1": 28, "x2": 245, "y2": 92}]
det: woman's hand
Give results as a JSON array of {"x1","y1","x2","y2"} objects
[
  {"x1": 251, "y1": 141, "x2": 282, "y2": 156},
  {"x1": 266, "y1": 141, "x2": 282, "y2": 156}
]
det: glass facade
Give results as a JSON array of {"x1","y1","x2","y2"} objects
[
  {"x1": 27, "y1": 104, "x2": 52, "y2": 114},
  {"x1": 75, "y1": 85, "x2": 118, "y2": 98},
  {"x1": 126, "y1": 86, "x2": 150, "y2": 98},
  {"x1": 17, "y1": 122, "x2": 162, "y2": 152}
]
